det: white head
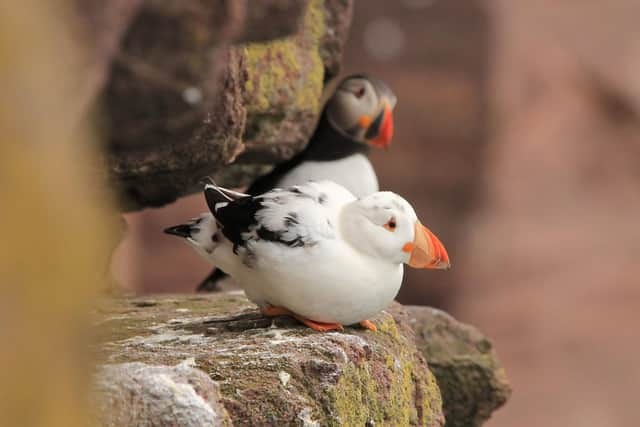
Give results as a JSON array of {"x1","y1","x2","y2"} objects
[{"x1": 340, "y1": 192, "x2": 450, "y2": 269}]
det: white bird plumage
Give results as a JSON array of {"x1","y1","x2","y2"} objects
[
  {"x1": 165, "y1": 180, "x2": 450, "y2": 331},
  {"x1": 198, "y1": 74, "x2": 396, "y2": 291},
  {"x1": 274, "y1": 153, "x2": 379, "y2": 198}
]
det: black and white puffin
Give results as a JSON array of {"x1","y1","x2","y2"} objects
[
  {"x1": 197, "y1": 74, "x2": 397, "y2": 291},
  {"x1": 167, "y1": 180, "x2": 450, "y2": 331}
]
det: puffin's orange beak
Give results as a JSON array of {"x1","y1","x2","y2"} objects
[
  {"x1": 402, "y1": 221, "x2": 450, "y2": 269},
  {"x1": 367, "y1": 104, "x2": 394, "y2": 149}
]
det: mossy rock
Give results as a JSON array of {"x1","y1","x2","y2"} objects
[
  {"x1": 92, "y1": 294, "x2": 511, "y2": 426},
  {"x1": 407, "y1": 307, "x2": 512, "y2": 427},
  {"x1": 99, "y1": 0, "x2": 354, "y2": 209},
  {"x1": 93, "y1": 293, "x2": 444, "y2": 426},
  {"x1": 236, "y1": 0, "x2": 347, "y2": 164}
]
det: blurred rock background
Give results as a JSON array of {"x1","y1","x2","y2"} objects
[{"x1": 112, "y1": 1, "x2": 640, "y2": 426}]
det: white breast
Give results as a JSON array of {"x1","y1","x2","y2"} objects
[
  {"x1": 275, "y1": 153, "x2": 379, "y2": 198},
  {"x1": 236, "y1": 239, "x2": 404, "y2": 325}
]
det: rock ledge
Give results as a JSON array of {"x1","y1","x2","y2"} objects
[{"x1": 93, "y1": 292, "x2": 509, "y2": 426}]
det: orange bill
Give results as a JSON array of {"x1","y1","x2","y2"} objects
[
  {"x1": 368, "y1": 104, "x2": 394, "y2": 148},
  {"x1": 402, "y1": 221, "x2": 450, "y2": 269}
]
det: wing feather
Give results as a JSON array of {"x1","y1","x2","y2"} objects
[{"x1": 211, "y1": 181, "x2": 354, "y2": 254}]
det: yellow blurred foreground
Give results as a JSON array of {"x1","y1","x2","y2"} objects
[{"x1": 0, "y1": 2, "x2": 118, "y2": 426}]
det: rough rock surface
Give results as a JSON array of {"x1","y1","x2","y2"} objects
[
  {"x1": 93, "y1": 293, "x2": 509, "y2": 426},
  {"x1": 93, "y1": 362, "x2": 230, "y2": 427},
  {"x1": 406, "y1": 307, "x2": 511, "y2": 427},
  {"x1": 94, "y1": 293, "x2": 443, "y2": 426},
  {"x1": 70, "y1": 0, "x2": 353, "y2": 210}
]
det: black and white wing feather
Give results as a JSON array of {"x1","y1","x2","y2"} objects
[{"x1": 210, "y1": 181, "x2": 354, "y2": 255}]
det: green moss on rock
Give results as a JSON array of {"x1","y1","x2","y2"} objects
[
  {"x1": 324, "y1": 315, "x2": 443, "y2": 426},
  {"x1": 93, "y1": 294, "x2": 445, "y2": 426},
  {"x1": 242, "y1": 0, "x2": 324, "y2": 114},
  {"x1": 406, "y1": 306, "x2": 511, "y2": 427},
  {"x1": 238, "y1": 0, "x2": 328, "y2": 161}
]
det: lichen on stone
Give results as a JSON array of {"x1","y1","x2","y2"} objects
[
  {"x1": 237, "y1": 0, "x2": 327, "y2": 162},
  {"x1": 92, "y1": 294, "x2": 445, "y2": 426},
  {"x1": 406, "y1": 306, "x2": 511, "y2": 427},
  {"x1": 242, "y1": 0, "x2": 324, "y2": 114},
  {"x1": 326, "y1": 315, "x2": 443, "y2": 427}
]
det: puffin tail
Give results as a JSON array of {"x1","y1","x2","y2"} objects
[
  {"x1": 164, "y1": 214, "x2": 220, "y2": 257},
  {"x1": 164, "y1": 223, "x2": 195, "y2": 239}
]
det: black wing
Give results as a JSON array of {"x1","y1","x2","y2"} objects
[{"x1": 212, "y1": 195, "x2": 263, "y2": 253}]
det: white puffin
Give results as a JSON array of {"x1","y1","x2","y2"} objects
[
  {"x1": 198, "y1": 74, "x2": 397, "y2": 291},
  {"x1": 166, "y1": 180, "x2": 450, "y2": 332}
]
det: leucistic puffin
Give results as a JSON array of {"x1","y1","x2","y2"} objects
[
  {"x1": 166, "y1": 180, "x2": 450, "y2": 331},
  {"x1": 197, "y1": 74, "x2": 397, "y2": 291}
]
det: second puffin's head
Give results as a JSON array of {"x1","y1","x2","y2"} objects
[{"x1": 325, "y1": 75, "x2": 397, "y2": 149}]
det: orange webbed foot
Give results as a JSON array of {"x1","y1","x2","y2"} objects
[
  {"x1": 359, "y1": 320, "x2": 377, "y2": 332},
  {"x1": 261, "y1": 306, "x2": 343, "y2": 332},
  {"x1": 294, "y1": 316, "x2": 344, "y2": 332},
  {"x1": 260, "y1": 305, "x2": 293, "y2": 317}
]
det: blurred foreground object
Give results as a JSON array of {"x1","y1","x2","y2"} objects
[
  {"x1": 92, "y1": 294, "x2": 509, "y2": 426},
  {"x1": 71, "y1": 0, "x2": 353, "y2": 210},
  {"x1": 0, "y1": 1, "x2": 118, "y2": 426}
]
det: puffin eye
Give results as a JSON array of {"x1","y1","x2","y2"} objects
[
  {"x1": 383, "y1": 217, "x2": 397, "y2": 232},
  {"x1": 354, "y1": 87, "x2": 366, "y2": 98}
]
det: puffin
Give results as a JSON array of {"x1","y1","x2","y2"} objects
[
  {"x1": 197, "y1": 74, "x2": 397, "y2": 291},
  {"x1": 166, "y1": 180, "x2": 450, "y2": 332}
]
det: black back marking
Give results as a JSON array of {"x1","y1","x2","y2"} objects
[
  {"x1": 213, "y1": 196, "x2": 263, "y2": 254},
  {"x1": 284, "y1": 212, "x2": 299, "y2": 228},
  {"x1": 212, "y1": 189, "x2": 317, "y2": 255},
  {"x1": 256, "y1": 227, "x2": 305, "y2": 248}
]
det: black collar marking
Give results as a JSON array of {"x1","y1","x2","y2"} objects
[{"x1": 246, "y1": 113, "x2": 369, "y2": 196}]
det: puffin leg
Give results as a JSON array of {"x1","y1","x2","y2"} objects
[
  {"x1": 260, "y1": 305, "x2": 293, "y2": 317},
  {"x1": 359, "y1": 320, "x2": 377, "y2": 332},
  {"x1": 293, "y1": 315, "x2": 344, "y2": 332},
  {"x1": 260, "y1": 305, "x2": 343, "y2": 332}
]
